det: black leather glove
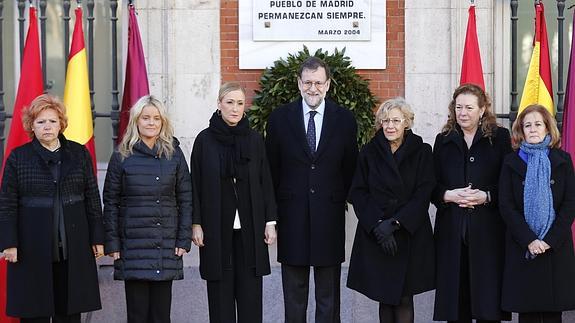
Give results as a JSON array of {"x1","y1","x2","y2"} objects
[
  {"x1": 380, "y1": 235, "x2": 398, "y2": 256},
  {"x1": 372, "y1": 218, "x2": 399, "y2": 245}
]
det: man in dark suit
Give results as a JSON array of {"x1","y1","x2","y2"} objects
[{"x1": 266, "y1": 57, "x2": 358, "y2": 323}]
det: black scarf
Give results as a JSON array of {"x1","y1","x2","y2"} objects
[{"x1": 208, "y1": 111, "x2": 251, "y2": 179}]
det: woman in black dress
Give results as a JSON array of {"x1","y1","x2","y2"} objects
[
  {"x1": 191, "y1": 82, "x2": 277, "y2": 323},
  {"x1": 432, "y1": 84, "x2": 512, "y2": 323},
  {"x1": 499, "y1": 104, "x2": 575, "y2": 323},
  {"x1": 347, "y1": 98, "x2": 435, "y2": 323},
  {"x1": 0, "y1": 94, "x2": 104, "y2": 323}
]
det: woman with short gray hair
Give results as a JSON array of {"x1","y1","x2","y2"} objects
[{"x1": 347, "y1": 97, "x2": 435, "y2": 323}]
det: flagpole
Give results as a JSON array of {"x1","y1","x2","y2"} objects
[
  {"x1": 110, "y1": 0, "x2": 120, "y2": 145},
  {"x1": 87, "y1": 0, "x2": 95, "y2": 127},
  {"x1": 0, "y1": 0, "x2": 5, "y2": 166},
  {"x1": 557, "y1": 0, "x2": 566, "y2": 128},
  {"x1": 510, "y1": 0, "x2": 519, "y2": 124},
  {"x1": 38, "y1": 0, "x2": 47, "y2": 92},
  {"x1": 17, "y1": 0, "x2": 25, "y2": 66},
  {"x1": 63, "y1": 1, "x2": 71, "y2": 65}
]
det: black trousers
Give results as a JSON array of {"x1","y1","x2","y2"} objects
[
  {"x1": 207, "y1": 230, "x2": 263, "y2": 323},
  {"x1": 124, "y1": 280, "x2": 173, "y2": 323},
  {"x1": 448, "y1": 245, "x2": 499, "y2": 323},
  {"x1": 21, "y1": 261, "x2": 81, "y2": 323},
  {"x1": 281, "y1": 263, "x2": 341, "y2": 323},
  {"x1": 518, "y1": 312, "x2": 562, "y2": 323}
]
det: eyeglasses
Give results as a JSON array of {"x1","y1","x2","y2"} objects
[
  {"x1": 302, "y1": 80, "x2": 327, "y2": 89},
  {"x1": 381, "y1": 118, "x2": 405, "y2": 127}
]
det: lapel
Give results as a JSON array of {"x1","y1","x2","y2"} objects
[
  {"x1": 549, "y1": 148, "x2": 567, "y2": 173},
  {"x1": 442, "y1": 129, "x2": 465, "y2": 154},
  {"x1": 507, "y1": 151, "x2": 527, "y2": 178},
  {"x1": 59, "y1": 136, "x2": 76, "y2": 180},
  {"x1": 372, "y1": 130, "x2": 406, "y2": 198},
  {"x1": 315, "y1": 100, "x2": 338, "y2": 160},
  {"x1": 286, "y1": 100, "x2": 314, "y2": 159}
]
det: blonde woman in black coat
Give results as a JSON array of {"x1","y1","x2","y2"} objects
[
  {"x1": 103, "y1": 95, "x2": 192, "y2": 323},
  {"x1": 347, "y1": 98, "x2": 435, "y2": 323},
  {"x1": 432, "y1": 84, "x2": 512, "y2": 323},
  {"x1": 191, "y1": 82, "x2": 277, "y2": 323},
  {"x1": 0, "y1": 94, "x2": 104, "y2": 323},
  {"x1": 499, "y1": 105, "x2": 575, "y2": 323}
]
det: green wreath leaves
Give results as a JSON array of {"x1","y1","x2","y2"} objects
[{"x1": 247, "y1": 46, "x2": 378, "y2": 147}]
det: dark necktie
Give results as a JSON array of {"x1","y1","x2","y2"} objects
[{"x1": 307, "y1": 110, "x2": 317, "y2": 154}]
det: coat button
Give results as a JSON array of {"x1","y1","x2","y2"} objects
[
  {"x1": 469, "y1": 156, "x2": 475, "y2": 162},
  {"x1": 154, "y1": 156, "x2": 159, "y2": 159},
  {"x1": 156, "y1": 222, "x2": 161, "y2": 226},
  {"x1": 157, "y1": 246, "x2": 161, "y2": 249},
  {"x1": 550, "y1": 179, "x2": 555, "y2": 184},
  {"x1": 310, "y1": 188, "x2": 315, "y2": 194},
  {"x1": 156, "y1": 270, "x2": 160, "y2": 274},
  {"x1": 156, "y1": 176, "x2": 160, "y2": 181},
  {"x1": 156, "y1": 200, "x2": 160, "y2": 204},
  {"x1": 311, "y1": 164, "x2": 316, "y2": 170}
]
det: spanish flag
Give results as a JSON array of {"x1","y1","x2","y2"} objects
[
  {"x1": 63, "y1": 7, "x2": 97, "y2": 173},
  {"x1": 519, "y1": 2, "x2": 554, "y2": 114}
]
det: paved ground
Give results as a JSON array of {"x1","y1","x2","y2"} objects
[
  {"x1": 88, "y1": 249, "x2": 575, "y2": 323},
  {"x1": 82, "y1": 190, "x2": 575, "y2": 322}
]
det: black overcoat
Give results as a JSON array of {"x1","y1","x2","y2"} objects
[
  {"x1": 499, "y1": 149, "x2": 575, "y2": 312},
  {"x1": 265, "y1": 98, "x2": 358, "y2": 266},
  {"x1": 0, "y1": 136, "x2": 104, "y2": 318},
  {"x1": 432, "y1": 126, "x2": 512, "y2": 321},
  {"x1": 347, "y1": 130, "x2": 435, "y2": 305},
  {"x1": 103, "y1": 139, "x2": 192, "y2": 281},
  {"x1": 191, "y1": 128, "x2": 277, "y2": 281}
]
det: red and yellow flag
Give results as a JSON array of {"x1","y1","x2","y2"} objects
[
  {"x1": 519, "y1": 2, "x2": 554, "y2": 114},
  {"x1": 63, "y1": 7, "x2": 97, "y2": 173}
]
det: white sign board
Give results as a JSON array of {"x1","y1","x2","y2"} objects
[
  {"x1": 239, "y1": 0, "x2": 386, "y2": 69},
  {"x1": 253, "y1": 0, "x2": 371, "y2": 41}
]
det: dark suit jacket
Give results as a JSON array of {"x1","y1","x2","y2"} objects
[{"x1": 266, "y1": 98, "x2": 358, "y2": 266}]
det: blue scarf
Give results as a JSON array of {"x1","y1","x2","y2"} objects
[{"x1": 520, "y1": 135, "x2": 555, "y2": 246}]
